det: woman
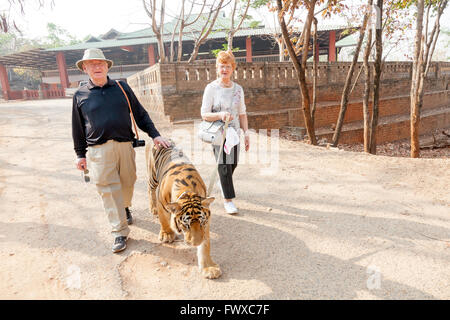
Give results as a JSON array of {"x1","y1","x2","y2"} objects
[{"x1": 201, "y1": 50, "x2": 250, "y2": 214}]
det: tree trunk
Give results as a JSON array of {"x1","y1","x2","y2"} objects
[
  {"x1": 228, "y1": 0, "x2": 237, "y2": 50},
  {"x1": 142, "y1": 0, "x2": 166, "y2": 63},
  {"x1": 331, "y1": 0, "x2": 371, "y2": 147},
  {"x1": 227, "y1": 0, "x2": 250, "y2": 51},
  {"x1": 187, "y1": 0, "x2": 224, "y2": 63},
  {"x1": 177, "y1": 23, "x2": 184, "y2": 62},
  {"x1": 177, "y1": 1, "x2": 185, "y2": 62},
  {"x1": 228, "y1": 32, "x2": 234, "y2": 50},
  {"x1": 410, "y1": 0, "x2": 447, "y2": 157},
  {"x1": 158, "y1": 0, "x2": 166, "y2": 63},
  {"x1": 189, "y1": 44, "x2": 201, "y2": 63},
  {"x1": 177, "y1": 0, "x2": 208, "y2": 62},
  {"x1": 169, "y1": 13, "x2": 181, "y2": 62},
  {"x1": 278, "y1": 37, "x2": 285, "y2": 61},
  {"x1": 410, "y1": 0, "x2": 424, "y2": 158},
  {"x1": 363, "y1": 30, "x2": 373, "y2": 153},
  {"x1": 276, "y1": 0, "x2": 317, "y2": 145},
  {"x1": 369, "y1": 0, "x2": 383, "y2": 155},
  {"x1": 311, "y1": 18, "x2": 318, "y2": 125},
  {"x1": 300, "y1": 2, "x2": 316, "y2": 69}
]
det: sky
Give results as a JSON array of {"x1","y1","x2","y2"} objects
[{"x1": 13, "y1": 0, "x2": 159, "y2": 39}]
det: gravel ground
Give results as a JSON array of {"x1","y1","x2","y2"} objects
[
  {"x1": 280, "y1": 128, "x2": 450, "y2": 158},
  {"x1": 0, "y1": 99, "x2": 449, "y2": 300}
]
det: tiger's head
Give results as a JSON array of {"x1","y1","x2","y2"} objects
[{"x1": 167, "y1": 192, "x2": 215, "y2": 246}]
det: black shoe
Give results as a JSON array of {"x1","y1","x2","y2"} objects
[
  {"x1": 112, "y1": 236, "x2": 127, "y2": 253},
  {"x1": 125, "y1": 207, "x2": 133, "y2": 225}
]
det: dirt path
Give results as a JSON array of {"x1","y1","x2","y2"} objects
[{"x1": 0, "y1": 99, "x2": 449, "y2": 299}]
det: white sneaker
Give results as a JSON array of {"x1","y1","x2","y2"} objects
[{"x1": 224, "y1": 201, "x2": 238, "y2": 215}]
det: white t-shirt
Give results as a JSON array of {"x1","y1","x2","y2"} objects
[{"x1": 201, "y1": 79, "x2": 247, "y2": 132}]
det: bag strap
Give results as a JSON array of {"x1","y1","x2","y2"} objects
[
  {"x1": 207, "y1": 118, "x2": 230, "y2": 197},
  {"x1": 115, "y1": 80, "x2": 140, "y2": 140}
]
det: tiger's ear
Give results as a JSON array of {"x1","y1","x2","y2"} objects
[
  {"x1": 201, "y1": 197, "x2": 215, "y2": 208},
  {"x1": 167, "y1": 202, "x2": 180, "y2": 213}
]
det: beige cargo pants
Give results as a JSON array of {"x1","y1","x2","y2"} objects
[{"x1": 88, "y1": 140, "x2": 136, "y2": 238}]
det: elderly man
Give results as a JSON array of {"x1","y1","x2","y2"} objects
[{"x1": 72, "y1": 48, "x2": 170, "y2": 253}]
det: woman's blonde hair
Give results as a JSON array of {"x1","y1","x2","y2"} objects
[{"x1": 216, "y1": 50, "x2": 236, "y2": 70}]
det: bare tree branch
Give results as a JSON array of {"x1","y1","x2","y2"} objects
[
  {"x1": 1, "y1": 0, "x2": 54, "y2": 34},
  {"x1": 187, "y1": 0, "x2": 226, "y2": 62},
  {"x1": 227, "y1": 0, "x2": 251, "y2": 50}
]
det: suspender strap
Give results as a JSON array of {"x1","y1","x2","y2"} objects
[{"x1": 115, "y1": 80, "x2": 140, "y2": 140}]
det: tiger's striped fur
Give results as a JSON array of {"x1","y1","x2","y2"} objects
[{"x1": 145, "y1": 143, "x2": 221, "y2": 279}]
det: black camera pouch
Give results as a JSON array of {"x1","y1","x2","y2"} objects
[{"x1": 132, "y1": 138, "x2": 146, "y2": 148}]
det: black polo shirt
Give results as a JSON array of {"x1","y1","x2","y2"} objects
[{"x1": 72, "y1": 77, "x2": 160, "y2": 158}]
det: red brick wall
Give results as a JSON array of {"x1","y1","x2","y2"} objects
[
  {"x1": 316, "y1": 108, "x2": 450, "y2": 144},
  {"x1": 247, "y1": 90, "x2": 449, "y2": 130},
  {"x1": 128, "y1": 61, "x2": 450, "y2": 142}
]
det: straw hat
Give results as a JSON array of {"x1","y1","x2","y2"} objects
[{"x1": 76, "y1": 48, "x2": 113, "y2": 71}]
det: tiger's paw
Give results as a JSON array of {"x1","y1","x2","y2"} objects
[
  {"x1": 201, "y1": 265, "x2": 222, "y2": 279},
  {"x1": 159, "y1": 230, "x2": 175, "y2": 243}
]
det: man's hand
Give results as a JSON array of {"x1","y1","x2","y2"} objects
[
  {"x1": 76, "y1": 158, "x2": 87, "y2": 171},
  {"x1": 153, "y1": 136, "x2": 171, "y2": 148}
]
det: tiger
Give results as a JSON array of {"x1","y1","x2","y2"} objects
[{"x1": 145, "y1": 142, "x2": 221, "y2": 279}]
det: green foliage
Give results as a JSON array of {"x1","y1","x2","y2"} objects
[
  {"x1": 1, "y1": 22, "x2": 83, "y2": 55},
  {"x1": 82, "y1": 34, "x2": 94, "y2": 42},
  {"x1": 211, "y1": 43, "x2": 240, "y2": 57},
  {"x1": 249, "y1": 20, "x2": 262, "y2": 28},
  {"x1": 0, "y1": 31, "x2": 40, "y2": 55},
  {"x1": 391, "y1": 0, "x2": 447, "y2": 10},
  {"x1": 41, "y1": 22, "x2": 80, "y2": 48},
  {"x1": 0, "y1": 33, "x2": 16, "y2": 55},
  {"x1": 251, "y1": 0, "x2": 271, "y2": 9},
  {"x1": 0, "y1": 22, "x2": 85, "y2": 89}
]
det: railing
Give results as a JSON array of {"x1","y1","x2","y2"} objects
[
  {"x1": 199, "y1": 54, "x2": 287, "y2": 63},
  {"x1": 127, "y1": 64, "x2": 164, "y2": 116},
  {"x1": 127, "y1": 61, "x2": 450, "y2": 99},
  {"x1": 164, "y1": 61, "x2": 450, "y2": 93},
  {"x1": 23, "y1": 90, "x2": 39, "y2": 99},
  {"x1": 252, "y1": 55, "x2": 289, "y2": 62},
  {"x1": 7, "y1": 90, "x2": 24, "y2": 100},
  {"x1": 43, "y1": 89, "x2": 65, "y2": 98},
  {"x1": 5, "y1": 88, "x2": 66, "y2": 100}
]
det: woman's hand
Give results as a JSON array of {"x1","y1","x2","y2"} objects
[
  {"x1": 244, "y1": 131, "x2": 250, "y2": 151},
  {"x1": 220, "y1": 112, "x2": 233, "y2": 122}
]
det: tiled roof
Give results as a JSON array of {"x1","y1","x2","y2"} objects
[
  {"x1": 335, "y1": 33, "x2": 358, "y2": 47},
  {"x1": 45, "y1": 10, "x2": 356, "y2": 52},
  {"x1": 46, "y1": 37, "x2": 159, "y2": 51}
]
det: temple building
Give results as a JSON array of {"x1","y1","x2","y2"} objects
[{"x1": 0, "y1": 13, "x2": 354, "y2": 100}]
